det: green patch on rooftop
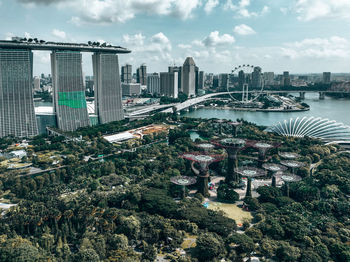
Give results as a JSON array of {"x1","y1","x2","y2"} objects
[{"x1": 58, "y1": 91, "x2": 87, "y2": 109}]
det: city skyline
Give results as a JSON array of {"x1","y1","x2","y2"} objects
[{"x1": 1, "y1": 0, "x2": 350, "y2": 75}]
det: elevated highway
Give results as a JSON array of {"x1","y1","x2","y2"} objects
[
  {"x1": 163, "y1": 89, "x2": 350, "y2": 113},
  {"x1": 126, "y1": 89, "x2": 350, "y2": 116}
]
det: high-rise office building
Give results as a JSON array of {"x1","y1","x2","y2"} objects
[
  {"x1": 121, "y1": 64, "x2": 132, "y2": 83},
  {"x1": 206, "y1": 73, "x2": 214, "y2": 87},
  {"x1": 147, "y1": 73, "x2": 160, "y2": 95},
  {"x1": 238, "y1": 70, "x2": 245, "y2": 89},
  {"x1": 198, "y1": 71, "x2": 205, "y2": 89},
  {"x1": 263, "y1": 72, "x2": 274, "y2": 86},
  {"x1": 195, "y1": 66, "x2": 199, "y2": 93},
  {"x1": 160, "y1": 72, "x2": 178, "y2": 98},
  {"x1": 122, "y1": 83, "x2": 141, "y2": 96},
  {"x1": 92, "y1": 53, "x2": 124, "y2": 124},
  {"x1": 251, "y1": 67, "x2": 263, "y2": 89},
  {"x1": 323, "y1": 72, "x2": 331, "y2": 84},
  {"x1": 136, "y1": 64, "x2": 147, "y2": 85},
  {"x1": 168, "y1": 66, "x2": 182, "y2": 92},
  {"x1": 0, "y1": 49, "x2": 38, "y2": 137},
  {"x1": 51, "y1": 51, "x2": 90, "y2": 132},
  {"x1": 219, "y1": 74, "x2": 229, "y2": 89},
  {"x1": 182, "y1": 57, "x2": 196, "y2": 97},
  {"x1": 213, "y1": 75, "x2": 219, "y2": 89},
  {"x1": 283, "y1": 71, "x2": 291, "y2": 86}
]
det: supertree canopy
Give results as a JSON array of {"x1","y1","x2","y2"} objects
[
  {"x1": 180, "y1": 152, "x2": 224, "y2": 197},
  {"x1": 252, "y1": 141, "x2": 280, "y2": 166},
  {"x1": 228, "y1": 121, "x2": 242, "y2": 137},
  {"x1": 280, "y1": 160, "x2": 305, "y2": 174},
  {"x1": 278, "y1": 152, "x2": 300, "y2": 160},
  {"x1": 274, "y1": 172, "x2": 302, "y2": 196},
  {"x1": 234, "y1": 166, "x2": 266, "y2": 197},
  {"x1": 212, "y1": 138, "x2": 248, "y2": 183},
  {"x1": 170, "y1": 176, "x2": 197, "y2": 199},
  {"x1": 262, "y1": 163, "x2": 287, "y2": 175},
  {"x1": 196, "y1": 143, "x2": 215, "y2": 152}
]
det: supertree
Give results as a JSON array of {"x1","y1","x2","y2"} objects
[
  {"x1": 280, "y1": 160, "x2": 305, "y2": 174},
  {"x1": 234, "y1": 167, "x2": 266, "y2": 197},
  {"x1": 170, "y1": 176, "x2": 197, "y2": 199},
  {"x1": 228, "y1": 121, "x2": 242, "y2": 137},
  {"x1": 274, "y1": 173, "x2": 302, "y2": 197},
  {"x1": 212, "y1": 138, "x2": 247, "y2": 184},
  {"x1": 180, "y1": 153, "x2": 224, "y2": 197},
  {"x1": 252, "y1": 141, "x2": 280, "y2": 167},
  {"x1": 262, "y1": 163, "x2": 287, "y2": 177},
  {"x1": 196, "y1": 143, "x2": 215, "y2": 152},
  {"x1": 278, "y1": 152, "x2": 300, "y2": 160}
]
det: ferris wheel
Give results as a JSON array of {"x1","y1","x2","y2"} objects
[{"x1": 228, "y1": 64, "x2": 265, "y2": 103}]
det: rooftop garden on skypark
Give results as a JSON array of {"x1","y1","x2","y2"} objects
[{"x1": 0, "y1": 114, "x2": 348, "y2": 262}]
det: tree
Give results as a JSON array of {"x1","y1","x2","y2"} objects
[
  {"x1": 141, "y1": 243, "x2": 157, "y2": 262},
  {"x1": 194, "y1": 233, "x2": 225, "y2": 261},
  {"x1": 226, "y1": 233, "x2": 255, "y2": 255},
  {"x1": 276, "y1": 242, "x2": 301, "y2": 262},
  {"x1": 75, "y1": 248, "x2": 100, "y2": 262}
]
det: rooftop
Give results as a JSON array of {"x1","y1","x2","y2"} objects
[{"x1": 0, "y1": 38, "x2": 131, "y2": 54}]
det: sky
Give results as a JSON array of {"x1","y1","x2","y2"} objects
[{"x1": 1, "y1": 0, "x2": 350, "y2": 76}]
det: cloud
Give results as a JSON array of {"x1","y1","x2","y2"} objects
[
  {"x1": 294, "y1": 0, "x2": 350, "y2": 21},
  {"x1": 202, "y1": 31, "x2": 235, "y2": 47},
  {"x1": 204, "y1": 0, "x2": 219, "y2": 14},
  {"x1": 19, "y1": 0, "x2": 201, "y2": 24},
  {"x1": 18, "y1": 0, "x2": 67, "y2": 4},
  {"x1": 233, "y1": 24, "x2": 256, "y2": 35},
  {"x1": 281, "y1": 36, "x2": 350, "y2": 59},
  {"x1": 52, "y1": 29, "x2": 66, "y2": 39},
  {"x1": 225, "y1": 0, "x2": 269, "y2": 18},
  {"x1": 178, "y1": 44, "x2": 192, "y2": 49},
  {"x1": 122, "y1": 32, "x2": 172, "y2": 62},
  {"x1": 122, "y1": 33, "x2": 146, "y2": 46}
]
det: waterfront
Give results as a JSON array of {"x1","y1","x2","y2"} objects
[{"x1": 183, "y1": 93, "x2": 350, "y2": 127}]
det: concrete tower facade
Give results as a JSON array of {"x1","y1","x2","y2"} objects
[
  {"x1": 93, "y1": 53, "x2": 124, "y2": 124},
  {"x1": 136, "y1": 64, "x2": 147, "y2": 85},
  {"x1": 121, "y1": 64, "x2": 132, "y2": 83},
  {"x1": 51, "y1": 51, "x2": 90, "y2": 132},
  {"x1": 147, "y1": 73, "x2": 160, "y2": 95},
  {"x1": 160, "y1": 72, "x2": 178, "y2": 98},
  {"x1": 182, "y1": 57, "x2": 196, "y2": 97},
  {"x1": 0, "y1": 49, "x2": 38, "y2": 137}
]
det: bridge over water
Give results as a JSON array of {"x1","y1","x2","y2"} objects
[
  {"x1": 162, "y1": 89, "x2": 350, "y2": 113},
  {"x1": 125, "y1": 89, "x2": 350, "y2": 116}
]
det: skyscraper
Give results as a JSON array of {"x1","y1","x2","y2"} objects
[
  {"x1": 92, "y1": 53, "x2": 124, "y2": 124},
  {"x1": 283, "y1": 71, "x2": 291, "y2": 86},
  {"x1": 198, "y1": 71, "x2": 205, "y2": 89},
  {"x1": 147, "y1": 73, "x2": 160, "y2": 95},
  {"x1": 182, "y1": 57, "x2": 196, "y2": 97},
  {"x1": 219, "y1": 74, "x2": 229, "y2": 89},
  {"x1": 195, "y1": 66, "x2": 199, "y2": 94},
  {"x1": 323, "y1": 72, "x2": 331, "y2": 84},
  {"x1": 238, "y1": 70, "x2": 245, "y2": 89},
  {"x1": 160, "y1": 72, "x2": 178, "y2": 98},
  {"x1": 0, "y1": 49, "x2": 38, "y2": 137},
  {"x1": 263, "y1": 72, "x2": 274, "y2": 86},
  {"x1": 51, "y1": 51, "x2": 90, "y2": 132},
  {"x1": 121, "y1": 64, "x2": 132, "y2": 83},
  {"x1": 168, "y1": 66, "x2": 182, "y2": 92},
  {"x1": 251, "y1": 66, "x2": 263, "y2": 89},
  {"x1": 136, "y1": 64, "x2": 147, "y2": 85}
]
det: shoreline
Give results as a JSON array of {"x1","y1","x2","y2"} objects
[{"x1": 201, "y1": 106, "x2": 310, "y2": 112}]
